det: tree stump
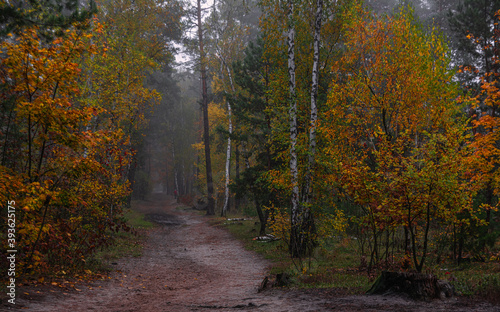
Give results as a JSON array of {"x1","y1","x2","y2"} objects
[
  {"x1": 258, "y1": 273, "x2": 291, "y2": 292},
  {"x1": 367, "y1": 271, "x2": 454, "y2": 300}
]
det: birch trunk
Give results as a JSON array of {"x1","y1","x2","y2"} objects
[
  {"x1": 197, "y1": 0, "x2": 215, "y2": 215},
  {"x1": 290, "y1": 0, "x2": 324, "y2": 258},
  {"x1": 221, "y1": 61, "x2": 235, "y2": 217},
  {"x1": 287, "y1": 0, "x2": 301, "y2": 257},
  {"x1": 221, "y1": 99, "x2": 232, "y2": 216},
  {"x1": 303, "y1": 0, "x2": 323, "y2": 204}
]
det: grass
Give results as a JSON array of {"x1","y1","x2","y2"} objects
[
  {"x1": 218, "y1": 215, "x2": 372, "y2": 293},
  {"x1": 217, "y1": 213, "x2": 500, "y2": 302},
  {"x1": 438, "y1": 262, "x2": 500, "y2": 304},
  {"x1": 123, "y1": 206, "x2": 156, "y2": 229}
]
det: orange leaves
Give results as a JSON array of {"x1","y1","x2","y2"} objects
[
  {"x1": 467, "y1": 13, "x2": 500, "y2": 201},
  {"x1": 319, "y1": 6, "x2": 472, "y2": 271},
  {"x1": 0, "y1": 0, "x2": 179, "y2": 279},
  {"x1": 0, "y1": 23, "x2": 130, "y2": 275}
]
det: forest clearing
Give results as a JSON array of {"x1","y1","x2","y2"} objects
[{"x1": 1, "y1": 0, "x2": 500, "y2": 310}]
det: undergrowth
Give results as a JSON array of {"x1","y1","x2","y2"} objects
[
  {"x1": 85, "y1": 205, "x2": 154, "y2": 273},
  {"x1": 218, "y1": 212, "x2": 500, "y2": 303},
  {"x1": 3, "y1": 202, "x2": 155, "y2": 298}
]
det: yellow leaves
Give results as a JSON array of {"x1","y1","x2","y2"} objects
[
  {"x1": 208, "y1": 102, "x2": 227, "y2": 130},
  {"x1": 192, "y1": 142, "x2": 205, "y2": 152},
  {"x1": 2, "y1": 26, "x2": 93, "y2": 119},
  {"x1": 319, "y1": 6, "x2": 472, "y2": 270},
  {"x1": 80, "y1": 19, "x2": 161, "y2": 134},
  {"x1": 266, "y1": 204, "x2": 290, "y2": 243},
  {"x1": 0, "y1": 21, "x2": 146, "y2": 275},
  {"x1": 265, "y1": 169, "x2": 291, "y2": 191},
  {"x1": 315, "y1": 210, "x2": 347, "y2": 241},
  {"x1": 466, "y1": 14, "x2": 500, "y2": 195}
]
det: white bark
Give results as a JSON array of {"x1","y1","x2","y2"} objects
[
  {"x1": 221, "y1": 60, "x2": 235, "y2": 216},
  {"x1": 288, "y1": 0, "x2": 300, "y2": 239},
  {"x1": 222, "y1": 98, "x2": 233, "y2": 216},
  {"x1": 303, "y1": 0, "x2": 323, "y2": 204}
]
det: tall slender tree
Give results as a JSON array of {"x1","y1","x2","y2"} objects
[
  {"x1": 197, "y1": 0, "x2": 215, "y2": 215},
  {"x1": 259, "y1": 0, "x2": 356, "y2": 258},
  {"x1": 286, "y1": 0, "x2": 302, "y2": 257}
]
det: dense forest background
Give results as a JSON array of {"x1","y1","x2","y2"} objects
[{"x1": 1, "y1": 0, "x2": 500, "y2": 281}]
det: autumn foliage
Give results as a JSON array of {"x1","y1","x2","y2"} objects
[
  {"x1": 320, "y1": 7, "x2": 474, "y2": 272},
  {"x1": 0, "y1": 24, "x2": 113, "y2": 274},
  {"x1": 231, "y1": 3, "x2": 499, "y2": 273},
  {"x1": 0, "y1": 0, "x2": 177, "y2": 276}
]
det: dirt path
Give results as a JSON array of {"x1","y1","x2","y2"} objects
[{"x1": 12, "y1": 194, "x2": 499, "y2": 311}]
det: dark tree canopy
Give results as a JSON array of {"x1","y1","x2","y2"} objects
[
  {"x1": 0, "y1": 0, "x2": 97, "y2": 38},
  {"x1": 448, "y1": 0, "x2": 500, "y2": 89}
]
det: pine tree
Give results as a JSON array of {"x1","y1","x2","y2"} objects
[
  {"x1": 0, "y1": 0, "x2": 97, "y2": 39},
  {"x1": 197, "y1": 0, "x2": 216, "y2": 215},
  {"x1": 448, "y1": 0, "x2": 500, "y2": 90},
  {"x1": 231, "y1": 38, "x2": 282, "y2": 235}
]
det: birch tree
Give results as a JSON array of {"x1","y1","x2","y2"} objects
[
  {"x1": 289, "y1": 0, "x2": 326, "y2": 258},
  {"x1": 286, "y1": 0, "x2": 303, "y2": 257},
  {"x1": 258, "y1": 0, "x2": 353, "y2": 258},
  {"x1": 204, "y1": 0, "x2": 256, "y2": 216},
  {"x1": 221, "y1": 59, "x2": 237, "y2": 216},
  {"x1": 209, "y1": 3, "x2": 242, "y2": 216}
]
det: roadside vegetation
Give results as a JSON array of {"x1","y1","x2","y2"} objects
[
  {"x1": 220, "y1": 213, "x2": 500, "y2": 304},
  {"x1": 87, "y1": 205, "x2": 155, "y2": 272},
  {"x1": 0, "y1": 201, "x2": 154, "y2": 298}
]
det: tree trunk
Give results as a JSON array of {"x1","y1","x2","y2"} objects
[
  {"x1": 287, "y1": 0, "x2": 301, "y2": 258},
  {"x1": 289, "y1": 0, "x2": 323, "y2": 258},
  {"x1": 404, "y1": 225, "x2": 410, "y2": 255},
  {"x1": 197, "y1": 0, "x2": 215, "y2": 215},
  {"x1": 234, "y1": 144, "x2": 240, "y2": 211},
  {"x1": 302, "y1": 0, "x2": 322, "y2": 205},
  {"x1": 255, "y1": 199, "x2": 269, "y2": 236},
  {"x1": 222, "y1": 99, "x2": 232, "y2": 216},
  {"x1": 221, "y1": 61, "x2": 235, "y2": 217}
]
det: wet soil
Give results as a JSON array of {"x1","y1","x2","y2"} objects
[{"x1": 9, "y1": 194, "x2": 500, "y2": 311}]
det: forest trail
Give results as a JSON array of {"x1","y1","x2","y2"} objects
[{"x1": 14, "y1": 194, "x2": 498, "y2": 311}]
